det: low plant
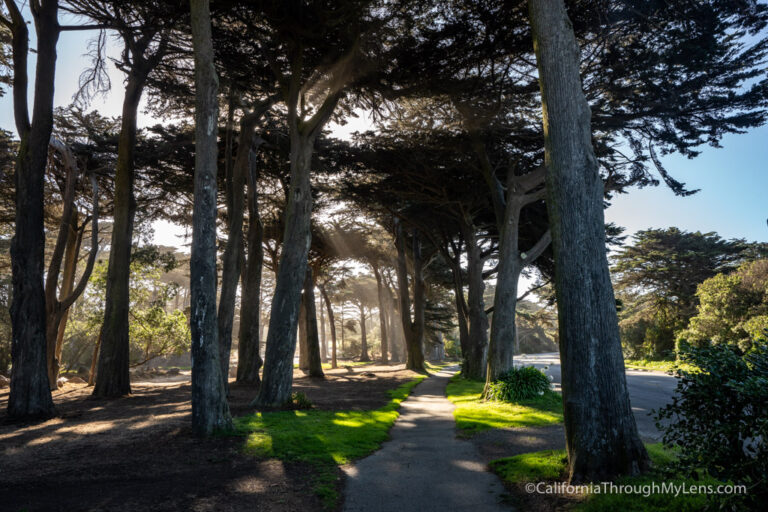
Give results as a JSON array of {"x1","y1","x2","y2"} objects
[
  {"x1": 290, "y1": 392, "x2": 313, "y2": 409},
  {"x1": 485, "y1": 366, "x2": 550, "y2": 402},
  {"x1": 655, "y1": 336, "x2": 768, "y2": 509}
]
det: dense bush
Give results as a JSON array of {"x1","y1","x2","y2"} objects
[
  {"x1": 485, "y1": 366, "x2": 550, "y2": 402},
  {"x1": 655, "y1": 336, "x2": 768, "y2": 509}
]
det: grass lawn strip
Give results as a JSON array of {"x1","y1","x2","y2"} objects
[
  {"x1": 445, "y1": 375, "x2": 563, "y2": 435},
  {"x1": 234, "y1": 376, "x2": 425, "y2": 509},
  {"x1": 491, "y1": 444, "x2": 722, "y2": 511}
]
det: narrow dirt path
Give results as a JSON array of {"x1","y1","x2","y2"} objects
[{"x1": 342, "y1": 367, "x2": 510, "y2": 512}]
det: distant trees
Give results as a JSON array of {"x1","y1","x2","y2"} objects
[
  {"x1": 613, "y1": 228, "x2": 765, "y2": 358},
  {"x1": 680, "y1": 259, "x2": 768, "y2": 351}
]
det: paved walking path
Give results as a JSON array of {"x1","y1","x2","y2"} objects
[{"x1": 342, "y1": 367, "x2": 510, "y2": 512}]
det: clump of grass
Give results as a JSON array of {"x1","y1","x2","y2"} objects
[
  {"x1": 446, "y1": 375, "x2": 563, "y2": 435},
  {"x1": 234, "y1": 376, "x2": 425, "y2": 509}
]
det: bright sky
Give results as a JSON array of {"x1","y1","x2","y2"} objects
[{"x1": 1, "y1": 23, "x2": 766, "y2": 252}]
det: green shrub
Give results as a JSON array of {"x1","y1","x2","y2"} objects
[
  {"x1": 486, "y1": 366, "x2": 550, "y2": 402},
  {"x1": 655, "y1": 335, "x2": 768, "y2": 509},
  {"x1": 290, "y1": 392, "x2": 313, "y2": 409}
]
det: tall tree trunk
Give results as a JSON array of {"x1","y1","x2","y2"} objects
[
  {"x1": 358, "y1": 302, "x2": 370, "y2": 362},
  {"x1": 298, "y1": 291, "x2": 309, "y2": 370},
  {"x1": 304, "y1": 268, "x2": 324, "y2": 377},
  {"x1": 236, "y1": 156, "x2": 264, "y2": 386},
  {"x1": 46, "y1": 209, "x2": 79, "y2": 388},
  {"x1": 88, "y1": 333, "x2": 101, "y2": 386},
  {"x1": 372, "y1": 266, "x2": 389, "y2": 363},
  {"x1": 94, "y1": 72, "x2": 145, "y2": 398},
  {"x1": 319, "y1": 284, "x2": 338, "y2": 369},
  {"x1": 44, "y1": 142, "x2": 100, "y2": 390},
  {"x1": 319, "y1": 294, "x2": 327, "y2": 362},
  {"x1": 7, "y1": 0, "x2": 59, "y2": 419},
  {"x1": 384, "y1": 279, "x2": 403, "y2": 363},
  {"x1": 484, "y1": 169, "x2": 549, "y2": 389},
  {"x1": 529, "y1": 0, "x2": 649, "y2": 482},
  {"x1": 217, "y1": 128, "x2": 247, "y2": 391},
  {"x1": 45, "y1": 157, "x2": 79, "y2": 390},
  {"x1": 219, "y1": 106, "x2": 273, "y2": 388},
  {"x1": 189, "y1": 0, "x2": 232, "y2": 435},
  {"x1": 460, "y1": 218, "x2": 488, "y2": 380},
  {"x1": 254, "y1": 131, "x2": 313, "y2": 405},
  {"x1": 394, "y1": 222, "x2": 425, "y2": 371}
]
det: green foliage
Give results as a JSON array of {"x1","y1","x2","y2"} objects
[
  {"x1": 485, "y1": 366, "x2": 550, "y2": 402},
  {"x1": 612, "y1": 228, "x2": 764, "y2": 359},
  {"x1": 678, "y1": 259, "x2": 768, "y2": 351},
  {"x1": 62, "y1": 247, "x2": 189, "y2": 370},
  {"x1": 234, "y1": 377, "x2": 425, "y2": 509},
  {"x1": 655, "y1": 339, "x2": 768, "y2": 509},
  {"x1": 443, "y1": 336, "x2": 461, "y2": 359},
  {"x1": 445, "y1": 376, "x2": 562, "y2": 435},
  {"x1": 289, "y1": 392, "x2": 313, "y2": 409}
]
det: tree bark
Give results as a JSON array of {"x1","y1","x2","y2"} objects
[
  {"x1": 394, "y1": 222, "x2": 425, "y2": 371},
  {"x1": 189, "y1": 0, "x2": 232, "y2": 435},
  {"x1": 217, "y1": 123, "x2": 248, "y2": 391},
  {"x1": 219, "y1": 105, "x2": 274, "y2": 387},
  {"x1": 318, "y1": 293, "x2": 327, "y2": 362},
  {"x1": 529, "y1": 0, "x2": 649, "y2": 482},
  {"x1": 304, "y1": 268, "x2": 324, "y2": 377},
  {"x1": 44, "y1": 142, "x2": 100, "y2": 389},
  {"x1": 484, "y1": 171, "x2": 549, "y2": 390},
  {"x1": 319, "y1": 284, "x2": 338, "y2": 369},
  {"x1": 358, "y1": 302, "x2": 370, "y2": 362},
  {"x1": 88, "y1": 333, "x2": 101, "y2": 386},
  {"x1": 372, "y1": 266, "x2": 389, "y2": 363},
  {"x1": 93, "y1": 72, "x2": 145, "y2": 398},
  {"x1": 7, "y1": 0, "x2": 59, "y2": 419},
  {"x1": 254, "y1": 131, "x2": 314, "y2": 406},
  {"x1": 459, "y1": 217, "x2": 488, "y2": 380},
  {"x1": 254, "y1": 49, "x2": 339, "y2": 406},
  {"x1": 298, "y1": 289, "x2": 309, "y2": 370},
  {"x1": 236, "y1": 154, "x2": 264, "y2": 386}
]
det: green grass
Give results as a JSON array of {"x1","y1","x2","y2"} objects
[
  {"x1": 491, "y1": 444, "x2": 718, "y2": 511},
  {"x1": 234, "y1": 376, "x2": 425, "y2": 509},
  {"x1": 445, "y1": 375, "x2": 563, "y2": 435},
  {"x1": 624, "y1": 359, "x2": 697, "y2": 373},
  {"x1": 490, "y1": 450, "x2": 567, "y2": 483},
  {"x1": 425, "y1": 361, "x2": 454, "y2": 372}
]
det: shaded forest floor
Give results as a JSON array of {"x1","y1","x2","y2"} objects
[{"x1": 0, "y1": 364, "x2": 419, "y2": 512}]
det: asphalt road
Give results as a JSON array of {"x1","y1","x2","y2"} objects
[{"x1": 515, "y1": 352, "x2": 679, "y2": 441}]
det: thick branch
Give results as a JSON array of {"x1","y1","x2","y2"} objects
[
  {"x1": 522, "y1": 229, "x2": 551, "y2": 265},
  {"x1": 60, "y1": 174, "x2": 99, "y2": 311}
]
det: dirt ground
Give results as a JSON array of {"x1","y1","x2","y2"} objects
[{"x1": 0, "y1": 364, "x2": 418, "y2": 512}]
